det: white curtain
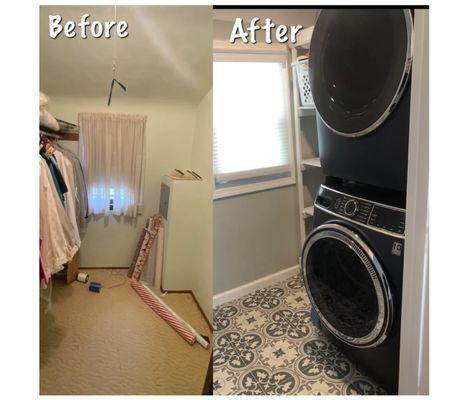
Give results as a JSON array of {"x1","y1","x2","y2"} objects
[{"x1": 78, "y1": 112, "x2": 146, "y2": 218}]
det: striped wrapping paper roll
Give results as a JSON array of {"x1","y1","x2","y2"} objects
[
  {"x1": 131, "y1": 279, "x2": 196, "y2": 345},
  {"x1": 131, "y1": 216, "x2": 161, "y2": 280},
  {"x1": 132, "y1": 233, "x2": 155, "y2": 280}
]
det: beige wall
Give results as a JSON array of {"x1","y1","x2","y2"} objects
[
  {"x1": 190, "y1": 90, "x2": 213, "y2": 182},
  {"x1": 48, "y1": 96, "x2": 197, "y2": 268},
  {"x1": 188, "y1": 89, "x2": 213, "y2": 319}
]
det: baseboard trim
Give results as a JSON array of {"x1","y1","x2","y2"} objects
[{"x1": 213, "y1": 264, "x2": 300, "y2": 307}]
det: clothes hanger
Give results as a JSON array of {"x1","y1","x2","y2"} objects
[
  {"x1": 39, "y1": 137, "x2": 50, "y2": 154},
  {"x1": 39, "y1": 134, "x2": 57, "y2": 156},
  {"x1": 107, "y1": 75, "x2": 127, "y2": 106},
  {"x1": 46, "y1": 141, "x2": 55, "y2": 156}
]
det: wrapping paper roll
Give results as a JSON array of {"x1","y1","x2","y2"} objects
[
  {"x1": 130, "y1": 216, "x2": 160, "y2": 280},
  {"x1": 131, "y1": 279, "x2": 196, "y2": 345}
]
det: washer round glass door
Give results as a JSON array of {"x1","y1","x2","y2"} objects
[
  {"x1": 301, "y1": 224, "x2": 393, "y2": 348},
  {"x1": 309, "y1": 9, "x2": 413, "y2": 137}
]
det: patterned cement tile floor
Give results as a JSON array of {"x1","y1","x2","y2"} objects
[{"x1": 212, "y1": 273, "x2": 387, "y2": 395}]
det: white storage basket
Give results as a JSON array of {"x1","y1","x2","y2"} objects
[{"x1": 293, "y1": 59, "x2": 314, "y2": 107}]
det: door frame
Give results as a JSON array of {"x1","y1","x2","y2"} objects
[{"x1": 398, "y1": 9, "x2": 429, "y2": 395}]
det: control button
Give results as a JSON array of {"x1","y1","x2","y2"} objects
[
  {"x1": 344, "y1": 199, "x2": 359, "y2": 217},
  {"x1": 316, "y1": 195, "x2": 331, "y2": 208}
]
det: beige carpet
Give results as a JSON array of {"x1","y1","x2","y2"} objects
[{"x1": 40, "y1": 269, "x2": 212, "y2": 395}]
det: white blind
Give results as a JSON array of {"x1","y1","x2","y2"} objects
[{"x1": 213, "y1": 58, "x2": 291, "y2": 184}]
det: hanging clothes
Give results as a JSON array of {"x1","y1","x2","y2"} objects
[
  {"x1": 39, "y1": 93, "x2": 88, "y2": 287},
  {"x1": 40, "y1": 148, "x2": 68, "y2": 208},
  {"x1": 39, "y1": 239, "x2": 48, "y2": 287},
  {"x1": 72, "y1": 155, "x2": 89, "y2": 229},
  {"x1": 54, "y1": 149, "x2": 81, "y2": 246},
  {"x1": 54, "y1": 143, "x2": 89, "y2": 231},
  {"x1": 39, "y1": 156, "x2": 79, "y2": 277}
]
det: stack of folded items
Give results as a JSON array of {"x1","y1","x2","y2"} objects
[{"x1": 40, "y1": 92, "x2": 60, "y2": 132}]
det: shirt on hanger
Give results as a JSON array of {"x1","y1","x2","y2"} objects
[
  {"x1": 39, "y1": 157, "x2": 79, "y2": 277},
  {"x1": 54, "y1": 144, "x2": 89, "y2": 231},
  {"x1": 40, "y1": 149, "x2": 68, "y2": 207},
  {"x1": 54, "y1": 150, "x2": 81, "y2": 247}
]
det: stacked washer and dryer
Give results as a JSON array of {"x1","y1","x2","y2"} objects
[{"x1": 300, "y1": 9, "x2": 413, "y2": 394}]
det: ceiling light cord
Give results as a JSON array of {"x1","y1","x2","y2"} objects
[
  {"x1": 107, "y1": 4, "x2": 127, "y2": 105},
  {"x1": 113, "y1": 5, "x2": 117, "y2": 79}
]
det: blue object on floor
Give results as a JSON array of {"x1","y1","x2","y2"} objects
[{"x1": 89, "y1": 282, "x2": 102, "y2": 293}]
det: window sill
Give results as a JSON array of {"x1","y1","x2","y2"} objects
[{"x1": 213, "y1": 177, "x2": 296, "y2": 200}]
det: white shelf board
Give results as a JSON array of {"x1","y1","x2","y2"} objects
[
  {"x1": 301, "y1": 157, "x2": 321, "y2": 169},
  {"x1": 302, "y1": 206, "x2": 315, "y2": 218},
  {"x1": 298, "y1": 106, "x2": 316, "y2": 117}
]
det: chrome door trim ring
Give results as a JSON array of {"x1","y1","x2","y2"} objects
[
  {"x1": 301, "y1": 223, "x2": 394, "y2": 348},
  {"x1": 312, "y1": 9, "x2": 413, "y2": 138}
]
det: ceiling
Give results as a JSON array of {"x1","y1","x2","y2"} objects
[{"x1": 40, "y1": 6, "x2": 212, "y2": 101}]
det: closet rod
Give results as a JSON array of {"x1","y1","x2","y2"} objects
[
  {"x1": 40, "y1": 130, "x2": 61, "y2": 139},
  {"x1": 40, "y1": 128, "x2": 79, "y2": 141},
  {"x1": 58, "y1": 133, "x2": 79, "y2": 141}
]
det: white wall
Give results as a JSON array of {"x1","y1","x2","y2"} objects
[{"x1": 48, "y1": 96, "x2": 197, "y2": 268}]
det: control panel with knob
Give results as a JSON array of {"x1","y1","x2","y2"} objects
[
  {"x1": 316, "y1": 185, "x2": 406, "y2": 236},
  {"x1": 344, "y1": 199, "x2": 359, "y2": 217}
]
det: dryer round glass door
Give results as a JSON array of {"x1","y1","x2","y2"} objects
[
  {"x1": 301, "y1": 224, "x2": 393, "y2": 347},
  {"x1": 309, "y1": 9, "x2": 413, "y2": 137}
]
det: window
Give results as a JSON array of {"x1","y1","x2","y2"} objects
[
  {"x1": 78, "y1": 112, "x2": 146, "y2": 218},
  {"x1": 213, "y1": 53, "x2": 294, "y2": 199}
]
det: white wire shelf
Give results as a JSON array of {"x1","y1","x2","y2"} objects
[{"x1": 301, "y1": 157, "x2": 321, "y2": 169}]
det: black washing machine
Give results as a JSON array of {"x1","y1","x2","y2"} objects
[
  {"x1": 309, "y1": 9, "x2": 413, "y2": 192},
  {"x1": 301, "y1": 178, "x2": 406, "y2": 394}
]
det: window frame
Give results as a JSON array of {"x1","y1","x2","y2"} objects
[{"x1": 213, "y1": 48, "x2": 296, "y2": 200}]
